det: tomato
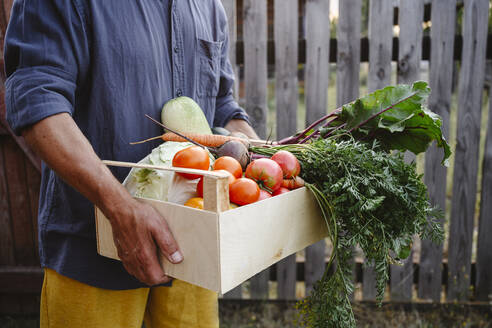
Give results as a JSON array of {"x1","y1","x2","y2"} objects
[
  {"x1": 172, "y1": 146, "x2": 210, "y2": 179},
  {"x1": 184, "y1": 197, "x2": 204, "y2": 209},
  {"x1": 272, "y1": 187, "x2": 290, "y2": 196},
  {"x1": 258, "y1": 189, "x2": 272, "y2": 200},
  {"x1": 271, "y1": 150, "x2": 300, "y2": 178},
  {"x1": 213, "y1": 156, "x2": 243, "y2": 179},
  {"x1": 245, "y1": 158, "x2": 283, "y2": 192},
  {"x1": 229, "y1": 178, "x2": 260, "y2": 205}
]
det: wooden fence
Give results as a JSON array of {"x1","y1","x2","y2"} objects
[{"x1": 1, "y1": 0, "x2": 492, "y2": 315}]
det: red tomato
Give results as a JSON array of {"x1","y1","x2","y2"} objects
[
  {"x1": 196, "y1": 177, "x2": 204, "y2": 197},
  {"x1": 172, "y1": 146, "x2": 210, "y2": 179},
  {"x1": 272, "y1": 187, "x2": 290, "y2": 196},
  {"x1": 271, "y1": 150, "x2": 300, "y2": 178},
  {"x1": 229, "y1": 178, "x2": 260, "y2": 205},
  {"x1": 245, "y1": 158, "x2": 283, "y2": 192},
  {"x1": 258, "y1": 189, "x2": 272, "y2": 200},
  {"x1": 213, "y1": 156, "x2": 243, "y2": 179}
]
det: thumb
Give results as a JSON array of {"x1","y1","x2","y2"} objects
[{"x1": 152, "y1": 220, "x2": 183, "y2": 264}]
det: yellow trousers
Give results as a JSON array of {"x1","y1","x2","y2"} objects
[{"x1": 40, "y1": 268, "x2": 219, "y2": 328}]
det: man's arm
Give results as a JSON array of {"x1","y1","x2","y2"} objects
[{"x1": 23, "y1": 113, "x2": 183, "y2": 285}]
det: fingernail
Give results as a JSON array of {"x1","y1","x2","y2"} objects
[{"x1": 170, "y1": 251, "x2": 183, "y2": 263}]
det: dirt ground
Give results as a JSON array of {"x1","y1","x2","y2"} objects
[
  {"x1": 1, "y1": 301, "x2": 491, "y2": 328},
  {"x1": 218, "y1": 300, "x2": 492, "y2": 328}
]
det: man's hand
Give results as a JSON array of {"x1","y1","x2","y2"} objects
[
  {"x1": 110, "y1": 199, "x2": 182, "y2": 285},
  {"x1": 225, "y1": 119, "x2": 259, "y2": 139},
  {"x1": 22, "y1": 113, "x2": 183, "y2": 285}
]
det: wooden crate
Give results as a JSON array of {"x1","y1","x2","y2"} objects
[{"x1": 95, "y1": 161, "x2": 326, "y2": 294}]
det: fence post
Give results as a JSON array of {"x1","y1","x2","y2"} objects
[
  {"x1": 363, "y1": 0, "x2": 393, "y2": 301},
  {"x1": 390, "y1": 0, "x2": 424, "y2": 302},
  {"x1": 476, "y1": 67, "x2": 492, "y2": 301},
  {"x1": 274, "y1": 0, "x2": 299, "y2": 300},
  {"x1": 243, "y1": 0, "x2": 269, "y2": 299},
  {"x1": 447, "y1": 0, "x2": 489, "y2": 302},
  {"x1": 304, "y1": 0, "x2": 331, "y2": 295},
  {"x1": 336, "y1": 0, "x2": 361, "y2": 107},
  {"x1": 419, "y1": 0, "x2": 456, "y2": 302},
  {"x1": 221, "y1": 0, "x2": 239, "y2": 101},
  {"x1": 337, "y1": 0, "x2": 362, "y2": 299},
  {"x1": 243, "y1": 0, "x2": 268, "y2": 140},
  {"x1": 221, "y1": 0, "x2": 243, "y2": 299}
]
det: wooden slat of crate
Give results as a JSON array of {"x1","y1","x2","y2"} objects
[
  {"x1": 274, "y1": 0, "x2": 298, "y2": 301},
  {"x1": 390, "y1": 0, "x2": 424, "y2": 302},
  {"x1": 419, "y1": 0, "x2": 456, "y2": 302},
  {"x1": 96, "y1": 201, "x2": 222, "y2": 292},
  {"x1": 304, "y1": 0, "x2": 331, "y2": 294},
  {"x1": 363, "y1": 0, "x2": 393, "y2": 301},
  {"x1": 97, "y1": 186, "x2": 325, "y2": 295},
  {"x1": 218, "y1": 187, "x2": 325, "y2": 294}
]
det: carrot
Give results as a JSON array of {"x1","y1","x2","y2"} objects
[
  {"x1": 282, "y1": 176, "x2": 305, "y2": 190},
  {"x1": 130, "y1": 132, "x2": 249, "y2": 147}
]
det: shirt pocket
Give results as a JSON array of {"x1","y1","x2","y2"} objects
[{"x1": 197, "y1": 38, "x2": 223, "y2": 97}]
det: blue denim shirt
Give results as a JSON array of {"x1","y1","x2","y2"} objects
[{"x1": 4, "y1": 0, "x2": 249, "y2": 289}]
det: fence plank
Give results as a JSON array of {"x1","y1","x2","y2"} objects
[
  {"x1": 336, "y1": 0, "x2": 361, "y2": 107},
  {"x1": 274, "y1": 0, "x2": 298, "y2": 300},
  {"x1": 3, "y1": 137, "x2": 37, "y2": 266},
  {"x1": 221, "y1": 0, "x2": 239, "y2": 100},
  {"x1": 336, "y1": 0, "x2": 361, "y2": 300},
  {"x1": 305, "y1": 0, "x2": 330, "y2": 125},
  {"x1": 419, "y1": 0, "x2": 456, "y2": 302},
  {"x1": 390, "y1": 0, "x2": 424, "y2": 302},
  {"x1": 304, "y1": 0, "x2": 330, "y2": 295},
  {"x1": 243, "y1": 0, "x2": 268, "y2": 298},
  {"x1": 25, "y1": 157, "x2": 40, "y2": 263},
  {"x1": 447, "y1": 0, "x2": 489, "y2": 302},
  {"x1": 476, "y1": 87, "x2": 492, "y2": 301},
  {"x1": 274, "y1": 0, "x2": 298, "y2": 140},
  {"x1": 243, "y1": 0, "x2": 268, "y2": 139},
  {"x1": 221, "y1": 0, "x2": 242, "y2": 299},
  {"x1": 363, "y1": 0, "x2": 393, "y2": 301},
  {"x1": 0, "y1": 136, "x2": 15, "y2": 265}
]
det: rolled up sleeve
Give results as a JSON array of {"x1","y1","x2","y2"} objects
[
  {"x1": 213, "y1": 12, "x2": 250, "y2": 128},
  {"x1": 4, "y1": 0, "x2": 90, "y2": 135}
]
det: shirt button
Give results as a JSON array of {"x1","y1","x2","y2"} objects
[
  {"x1": 176, "y1": 89, "x2": 182, "y2": 97},
  {"x1": 174, "y1": 46, "x2": 179, "y2": 53}
]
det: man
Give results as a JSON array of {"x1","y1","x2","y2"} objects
[{"x1": 4, "y1": 0, "x2": 257, "y2": 327}]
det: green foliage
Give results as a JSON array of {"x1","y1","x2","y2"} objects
[
  {"x1": 251, "y1": 139, "x2": 444, "y2": 328},
  {"x1": 335, "y1": 82, "x2": 451, "y2": 166}
]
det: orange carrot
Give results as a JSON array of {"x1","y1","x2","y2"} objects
[
  {"x1": 282, "y1": 176, "x2": 305, "y2": 190},
  {"x1": 130, "y1": 132, "x2": 249, "y2": 147}
]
